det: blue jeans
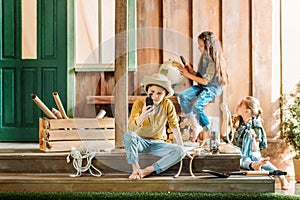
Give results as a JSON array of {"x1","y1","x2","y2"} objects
[
  {"x1": 178, "y1": 85, "x2": 219, "y2": 131},
  {"x1": 240, "y1": 134, "x2": 279, "y2": 176},
  {"x1": 242, "y1": 151, "x2": 279, "y2": 176},
  {"x1": 122, "y1": 131, "x2": 185, "y2": 174}
]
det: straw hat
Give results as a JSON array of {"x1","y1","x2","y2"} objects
[{"x1": 143, "y1": 73, "x2": 174, "y2": 98}]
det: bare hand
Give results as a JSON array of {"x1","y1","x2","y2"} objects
[
  {"x1": 178, "y1": 66, "x2": 189, "y2": 77},
  {"x1": 135, "y1": 105, "x2": 156, "y2": 126},
  {"x1": 248, "y1": 129, "x2": 256, "y2": 138},
  {"x1": 184, "y1": 63, "x2": 193, "y2": 72},
  {"x1": 178, "y1": 63, "x2": 194, "y2": 77},
  {"x1": 141, "y1": 104, "x2": 155, "y2": 118}
]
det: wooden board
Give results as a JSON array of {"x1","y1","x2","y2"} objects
[
  {"x1": 43, "y1": 129, "x2": 114, "y2": 140},
  {"x1": 0, "y1": 174, "x2": 275, "y2": 193},
  {"x1": 251, "y1": 0, "x2": 276, "y2": 137},
  {"x1": 222, "y1": 0, "x2": 252, "y2": 112},
  {"x1": 42, "y1": 141, "x2": 115, "y2": 152},
  {"x1": 86, "y1": 95, "x2": 181, "y2": 114},
  {"x1": 42, "y1": 118, "x2": 115, "y2": 129},
  {"x1": 162, "y1": 0, "x2": 192, "y2": 61},
  {"x1": 86, "y1": 95, "x2": 179, "y2": 105}
]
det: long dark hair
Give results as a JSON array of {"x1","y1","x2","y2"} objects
[{"x1": 198, "y1": 31, "x2": 229, "y2": 85}]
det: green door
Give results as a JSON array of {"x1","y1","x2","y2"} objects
[{"x1": 0, "y1": 0, "x2": 67, "y2": 141}]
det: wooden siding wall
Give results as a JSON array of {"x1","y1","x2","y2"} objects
[{"x1": 75, "y1": 0, "x2": 280, "y2": 138}]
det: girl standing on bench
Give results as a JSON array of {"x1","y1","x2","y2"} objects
[
  {"x1": 123, "y1": 73, "x2": 187, "y2": 180},
  {"x1": 178, "y1": 31, "x2": 229, "y2": 142}
]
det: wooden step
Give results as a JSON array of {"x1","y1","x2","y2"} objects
[
  {"x1": 0, "y1": 173, "x2": 275, "y2": 193},
  {"x1": 0, "y1": 151, "x2": 241, "y2": 175}
]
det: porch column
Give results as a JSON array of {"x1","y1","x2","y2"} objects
[{"x1": 115, "y1": 0, "x2": 128, "y2": 148}]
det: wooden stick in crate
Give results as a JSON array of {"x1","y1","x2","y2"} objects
[
  {"x1": 52, "y1": 92, "x2": 69, "y2": 119},
  {"x1": 31, "y1": 94, "x2": 57, "y2": 119}
]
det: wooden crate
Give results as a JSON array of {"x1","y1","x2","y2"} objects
[{"x1": 39, "y1": 117, "x2": 115, "y2": 152}]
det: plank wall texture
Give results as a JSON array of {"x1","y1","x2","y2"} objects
[{"x1": 75, "y1": 0, "x2": 280, "y2": 139}]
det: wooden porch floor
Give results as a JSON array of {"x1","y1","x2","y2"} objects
[{"x1": 0, "y1": 142, "x2": 299, "y2": 195}]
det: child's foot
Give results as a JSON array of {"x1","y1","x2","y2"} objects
[
  {"x1": 191, "y1": 126, "x2": 203, "y2": 142},
  {"x1": 280, "y1": 176, "x2": 289, "y2": 190},
  {"x1": 188, "y1": 116, "x2": 203, "y2": 142},
  {"x1": 251, "y1": 157, "x2": 270, "y2": 170},
  {"x1": 139, "y1": 166, "x2": 155, "y2": 179},
  {"x1": 202, "y1": 130, "x2": 210, "y2": 141},
  {"x1": 129, "y1": 170, "x2": 141, "y2": 180}
]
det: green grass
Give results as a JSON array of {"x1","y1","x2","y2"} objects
[{"x1": 0, "y1": 192, "x2": 299, "y2": 200}]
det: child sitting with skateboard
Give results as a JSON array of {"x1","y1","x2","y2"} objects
[{"x1": 228, "y1": 96, "x2": 289, "y2": 190}]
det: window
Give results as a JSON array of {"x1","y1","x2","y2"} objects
[
  {"x1": 74, "y1": 0, "x2": 136, "y2": 72},
  {"x1": 22, "y1": 0, "x2": 37, "y2": 59}
]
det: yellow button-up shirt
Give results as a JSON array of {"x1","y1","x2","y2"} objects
[{"x1": 128, "y1": 98, "x2": 179, "y2": 140}]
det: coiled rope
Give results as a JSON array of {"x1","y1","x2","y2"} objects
[{"x1": 66, "y1": 147, "x2": 102, "y2": 177}]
